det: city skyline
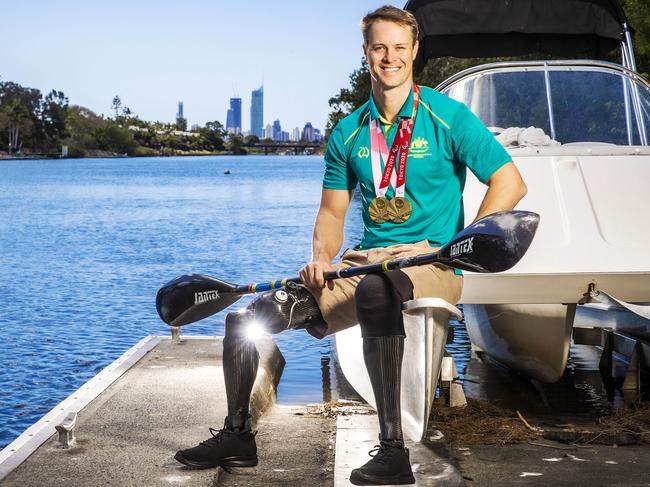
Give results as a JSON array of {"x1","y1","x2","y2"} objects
[
  {"x1": 263, "y1": 120, "x2": 322, "y2": 142},
  {"x1": 178, "y1": 95, "x2": 323, "y2": 140},
  {"x1": 0, "y1": 0, "x2": 398, "y2": 130}
]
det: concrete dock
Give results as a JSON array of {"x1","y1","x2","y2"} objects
[
  {"x1": 0, "y1": 336, "x2": 286, "y2": 486},
  {"x1": 454, "y1": 441, "x2": 650, "y2": 486},
  {"x1": 1, "y1": 335, "x2": 648, "y2": 486}
]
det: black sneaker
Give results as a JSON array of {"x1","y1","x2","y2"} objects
[
  {"x1": 349, "y1": 439, "x2": 415, "y2": 485},
  {"x1": 174, "y1": 418, "x2": 258, "y2": 469}
]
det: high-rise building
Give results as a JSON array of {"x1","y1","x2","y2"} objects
[
  {"x1": 176, "y1": 101, "x2": 187, "y2": 131},
  {"x1": 314, "y1": 128, "x2": 323, "y2": 142},
  {"x1": 226, "y1": 97, "x2": 242, "y2": 134},
  {"x1": 250, "y1": 86, "x2": 264, "y2": 138},
  {"x1": 290, "y1": 127, "x2": 301, "y2": 141},
  {"x1": 272, "y1": 120, "x2": 282, "y2": 141},
  {"x1": 302, "y1": 122, "x2": 314, "y2": 142},
  {"x1": 264, "y1": 124, "x2": 273, "y2": 140}
]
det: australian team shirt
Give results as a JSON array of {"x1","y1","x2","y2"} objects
[{"x1": 323, "y1": 85, "x2": 512, "y2": 252}]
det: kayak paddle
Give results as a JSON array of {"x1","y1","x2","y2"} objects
[{"x1": 156, "y1": 210, "x2": 539, "y2": 327}]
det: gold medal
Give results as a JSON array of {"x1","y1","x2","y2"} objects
[
  {"x1": 387, "y1": 196, "x2": 413, "y2": 224},
  {"x1": 368, "y1": 196, "x2": 390, "y2": 223}
]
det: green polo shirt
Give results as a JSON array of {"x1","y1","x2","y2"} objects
[{"x1": 323, "y1": 85, "x2": 512, "y2": 253}]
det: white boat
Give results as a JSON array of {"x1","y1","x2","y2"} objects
[
  {"x1": 336, "y1": 2, "x2": 650, "y2": 421},
  {"x1": 419, "y1": 1, "x2": 650, "y2": 382}
]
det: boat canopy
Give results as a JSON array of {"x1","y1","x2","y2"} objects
[{"x1": 405, "y1": 0, "x2": 631, "y2": 69}]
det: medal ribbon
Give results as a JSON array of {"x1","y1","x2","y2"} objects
[
  {"x1": 369, "y1": 84, "x2": 420, "y2": 199},
  {"x1": 369, "y1": 119, "x2": 394, "y2": 196}
]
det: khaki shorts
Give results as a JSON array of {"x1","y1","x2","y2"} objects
[{"x1": 308, "y1": 241, "x2": 463, "y2": 337}]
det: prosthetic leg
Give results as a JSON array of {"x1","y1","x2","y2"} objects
[
  {"x1": 362, "y1": 335, "x2": 405, "y2": 441},
  {"x1": 175, "y1": 283, "x2": 324, "y2": 469},
  {"x1": 223, "y1": 310, "x2": 259, "y2": 430},
  {"x1": 350, "y1": 272, "x2": 416, "y2": 485}
]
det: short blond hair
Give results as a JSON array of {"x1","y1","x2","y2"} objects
[{"x1": 361, "y1": 5, "x2": 419, "y2": 46}]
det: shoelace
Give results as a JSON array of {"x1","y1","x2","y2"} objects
[
  {"x1": 200, "y1": 427, "x2": 232, "y2": 447},
  {"x1": 367, "y1": 442, "x2": 401, "y2": 464},
  {"x1": 200, "y1": 424, "x2": 258, "y2": 447}
]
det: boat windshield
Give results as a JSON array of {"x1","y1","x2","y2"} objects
[{"x1": 442, "y1": 66, "x2": 650, "y2": 145}]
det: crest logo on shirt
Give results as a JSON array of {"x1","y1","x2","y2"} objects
[
  {"x1": 410, "y1": 136, "x2": 431, "y2": 158},
  {"x1": 358, "y1": 146, "x2": 370, "y2": 158},
  {"x1": 410, "y1": 136, "x2": 429, "y2": 152}
]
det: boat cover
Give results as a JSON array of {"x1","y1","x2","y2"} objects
[
  {"x1": 589, "y1": 289, "x2": 650, "y2": 320},
  {"x1": 404, "y1": 0, "x2": 630, "y2": 69}
]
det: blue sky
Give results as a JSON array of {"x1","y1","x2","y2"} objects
[{"x1": 0, "y1": 0, "x2": 402, "y2": 132}]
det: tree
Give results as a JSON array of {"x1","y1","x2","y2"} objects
[
  {"x1": 93, "y1": 122, "x2": 137, "y2": 155},
  {"x1": 327, "y1": 60, "x2": 371, "y2": 132},
  {"x1": 63, "y1": 105, "x2": 105, "y2": 155},
  {"x1": 622, "y1": 0, "x2": 650, "y2": 78},
  {"x1": 244, "y1": 134, "x2": 259, "y2": 146},
  {"x1": 175, "y1": 116, "x2": 188, "y2": 131},
  {"x1": 110, "y1": 95, "x2": 136, "y2": 126},
  {"x1": 226, "y1": 134, "x2": 246, "y2": 155},
  {"x1": 1, "y1": 98, "x2": 33, "y2": 153},
  {"x1": 111, "y1": 95, "x2": 122, "y2": 119},
  {"x1": 0, "y1": 81, "x2": 41, "y2": 153},
  {"x1": 196, "y1": 120, "x2": 225, "y2": 151},
  {"x1": 39, "y1": 90, "x2": 69, "y2": 148}
]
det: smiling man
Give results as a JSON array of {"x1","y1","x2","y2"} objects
[
  {"x1": 299, "y1": 5, "x2": 527, "y2": 485},
  {"x1": 175, "y1": 5, "x2": 526, "y2": 485}
]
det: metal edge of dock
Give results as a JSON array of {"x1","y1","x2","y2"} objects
[{"x1": 0, "y1": 335, "x2": 164, "y2": 482}]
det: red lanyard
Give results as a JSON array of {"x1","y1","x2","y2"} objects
[{"x1": 370, "y1": 84, "x2": 420, "y2": 199}]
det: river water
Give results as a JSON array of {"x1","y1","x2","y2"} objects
[
  {"x1": 0, "y1": 155, "x2": 368, "y2": 448},
  {"x1": 0, "y1": 155, "x2": 630, "y2": 450}
]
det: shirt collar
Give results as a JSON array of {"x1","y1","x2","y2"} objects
[{"x1": 369, "y1": 86, "x2": 415, "y2": 125}]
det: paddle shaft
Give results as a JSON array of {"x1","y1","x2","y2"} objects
[{"x1": 234, "y1": 250, "x2": 447, "y2": 294}]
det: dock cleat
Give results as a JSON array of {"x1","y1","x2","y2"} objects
[
  {"x1": 349, "y1": 438, "x2": 415, "y2": 485},
  {"x1": 174, "y1": 417, "x2": 258, "y2": 470}
]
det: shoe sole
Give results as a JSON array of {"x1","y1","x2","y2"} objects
[
  {"x1": 174, "y1": 452, "x2": 258, "y2": 470},
  {"x1": 349, "y1": 470, "x2": 416, "y2": 486}
]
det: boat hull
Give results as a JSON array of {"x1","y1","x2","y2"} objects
[
  {"x1": 335, "y1": 298, "x2": 461, "y2": 442},
  {"x1": 463, "y1": 303, "x2": 574, "y2": 383},
  {"x1": 458, "y1": 146, "x2": 650, "y2": 383}
]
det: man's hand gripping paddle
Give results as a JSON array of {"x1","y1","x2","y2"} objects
[{"x1": 156, "y1": 210, "x2": 540, "y2": 327}]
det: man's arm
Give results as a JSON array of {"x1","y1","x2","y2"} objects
[
  {"x1": 473, "y1": 162, "x2": 527, "y2": 222},
  {"x1": 300, "y1": 188, "x2": 354, "y2": 289},
  {"x1": 391, "y1": 162, "x2": 527, "y2": 260}
]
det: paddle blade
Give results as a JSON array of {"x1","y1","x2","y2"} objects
[
  {"x1": 156, "y1": 274, "x2": 242, "y2": 326},
  {"x1": 441, "y1": 210, "x2": 540, "y2": 273}
]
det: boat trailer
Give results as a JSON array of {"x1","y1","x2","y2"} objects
[{"x1": 573, "y1": 325, "x2": 649, "y2": 401}]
